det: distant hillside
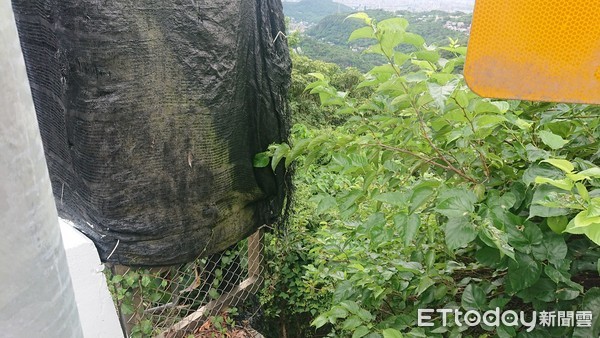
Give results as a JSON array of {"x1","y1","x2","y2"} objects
[
  {"x1": 283, "y1": 0, "x2": 353, "y2": 23},
  {"x1": 297, "y1": 10, "x2": 472, "y2": 72},
  {"x1": 308, "y1": 10, "x2": 471, "y2": 47}
]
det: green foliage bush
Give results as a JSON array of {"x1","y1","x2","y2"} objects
[
  {"x1": 289, "y1": 54, "x2": 370, "y2": 127},
  {"x1": 258, "y1": 13, "x2": 600, "y2": 338}
]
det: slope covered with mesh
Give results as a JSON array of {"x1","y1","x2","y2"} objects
[{"x1": 12, "y1": 0, "x2": 291, "y2": 266}]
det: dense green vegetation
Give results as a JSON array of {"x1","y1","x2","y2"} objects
[
  {"x1": 256, "y1": 13, "x2": 600, "y2": 338},
  {"x1": 296, "y1": 37, "x2": 386, "y2": 76},
  {"x1": 295, "y1": 10, "x2": 471, "y2": 72}
]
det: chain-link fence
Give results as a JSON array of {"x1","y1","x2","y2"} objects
[{"x1": 105, "y1": 230, "x2": 265, "y2": 338}]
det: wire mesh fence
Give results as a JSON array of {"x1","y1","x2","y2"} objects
[{"x1": 105, "y1": 229, "x2": 265, "y2": 338}]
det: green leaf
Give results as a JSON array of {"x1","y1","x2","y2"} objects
[
  {"x1": 480, "y1": 225, "x2": 515, "y2": 259},
  {"x1": 121, "y1": 302, "x2": 135, "y2": 315},
  {"x1": 436, "y1": 188, "x2": 477, "y2": 218},
  {"x1": 489, "y1": 297, "x2": 510, "y2": 309},
  {"x1": 340, "y1": 301, "x2": 361, "y2": 315},
  {"x1": 394, "y1": 213, "x2": 421, "y2": 246},
  {"x1": 491, "y1": 101, "x2": 510, "y2": 113},
  {"x1": 402, "y1": 32, "x2": 425, "y2": 47},
  {"x1": 461, "y1": 284, "x2": 487, "y2": 311},
  {"x1": 454, "y1": 90, "x2": 469, "y2": 107},
  {"x1": 476, "y1": 246, "x2": 502, "y2": 267},
  {"x1": 507, "y1": 116, "x2": 533, "y2": 130},
  {"x1": 474, "y1": 100, "x2": 502, "y2": 114},
  {"x1": 575, "y1": 182, "x2": 590, "y2": 202},
  {"x1": 360, "y1": 212, "x2": 385, "y2": 237},
  {"x1": 567, "y1": 172, "x2": 589, "y2": 182},
  {"x1": 508, "y1": 224, "x2": 543, "y2": 254},
  {"x1": 529, "y1": 185, "x2": 571, "y2": 218},
  {"x1": 369, "y1": 64, "x2": 397, "y2": 76},
  {"x1": 357, "y1": 308, "x2": 373, "y2": 322},
  {"x1": 346, "y1": 12, "x2": 371, "y2": 25},
  {"x1": 497, "y1": 325, "x2": 516, "y2": 338},
  {"x1": 548, "y1": 216, "x2": 568, "y2": 234},
  {"x1": 339, "y1": 189, "x2": 364, "y2": 215},
  {"x1": 412, "y1": 59, "x2": 435, "y2": 71},
  {"x1": 378, "y1": 17, "x2": 409, "y2": 31},
  {"x1": 382, "y1": 328, "x2": 404, "y2": 338},
  {"x1": 544, "y1": 265, "x2": 569, "y2": 284},
  {"x1": 342, "y1": 316, "x2": 363, "y2": 331},
  {"x1": 286, "y1": 139, "x2": 310, "y2": 168},
  {"x1": 517, "y1": 277, "x2": 556, "y2": 302},
  {"x1": 538, "y1": 130, "x2": 568, "y2": 150},
  {"x1": 395, "y1": 261, "x2": 422, "y2": 274},
  {"x1": 531, "y1": 232, "x2": 568, "y2": 264},
  {"x1": 377, "y1": 18, "x2": 407, "y2": 55},
  {"x1": 308, "y1": 72, "x2": 326, "y2": 81},
  {"x1": 572, "y1": 209, "x2": 600, "y2": 229},
  {"x1": 508, "y1": 253, "x2": 541, "y2": 291},
  {"x1": 312, "y1": 315, "x2": 329, "y2": 329},
  {"x1": 364, "y1": 44, "x2": 386, "y2": 56},
  {"x1": 575, "y1": 221, "x2": 600, "y2": 245},
  {"x1": 542, "y1": 158, "x2": 574, "y2": 173},
  {"x1": 208, "y1": 288, "x2": 220, "y2": 299},
  {"x1": 253, "y1": 152, "x2": 270, "y2": 168},
  {"x1": 445, "y1": 217, "x2": 478, "y2": 250},
  {"x1": 525, "y1": 144, "x2": 550, "y2": 162},
  {"x1": 374, "y1": 191, "x2": 407, "y2": 207},
  {"x1": 572, "y1": 288, "x2": 600, "y2": 338},
  {"x1": 394, "y1": 53, "x2": 410, "y2": 66},
  {"x1": 439, "y1": 45, "x2": 468, "y2": 56},
  {"x1": 353, "y1": 326, "x2": 370, "y2": 338},
  {"x1": 428, "y1": 80, "x2": 458, "y2": 110},
  {"x1": 415, "y1": 276, "x2": 435, "y2": 296},
  {"x1": 522, "y1": 164, "x2": 563, "y2": 186},
  {"x1": 534, "y1": 176, "x2": 573, "y2": 191},
  {"x1": 316, "y1": 195, "x2": 337, "y2": 214},
  {"x1": 329, "y1": 306, "x2": 349, "y2": 320},
  {"x1": 579, "y1": 167, "x2": 600, "y2": 178},
  {"x1": 349, "y1": 26, "x2": 375, "y2": 42},
  {"x1": 409, "y1": 181, "x2": 438, "y2": 214},
  {"x1": 271, "y1": 143, "x2": 290, "y2": 171},
  {"x1": 474, "y1": 114, "x2": 507, "y2": 129},
  {"x1": 415, "y1": 50, "x2": 440, "y2": 63},
  {"x1": 404, "y1": 72, "x2": 427, "y2": 83},
  {"x1": 556, "y1": 288, "x2": 580, "y2": 300}
]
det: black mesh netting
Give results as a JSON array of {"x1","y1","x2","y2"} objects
[{"x1": 12, "y1": 0, "x2": 291, "y2": 266}]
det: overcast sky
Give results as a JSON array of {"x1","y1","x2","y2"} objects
[{"x1": 284, "y1": 0, "x2": 475, "y2": 12}]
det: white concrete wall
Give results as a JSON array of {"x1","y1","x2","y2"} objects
[{"x1": 60, "y1": 219, "x2": 124, "y2": 338}]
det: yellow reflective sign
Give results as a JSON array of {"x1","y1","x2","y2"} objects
[{"x1": 465, "y1": 1, "x2": 600, "y2": 104}]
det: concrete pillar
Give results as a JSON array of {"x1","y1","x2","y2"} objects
[{"x1": 0, "y1": 1, "x2": 83, "y2": 336}]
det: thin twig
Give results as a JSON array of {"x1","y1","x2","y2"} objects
[
  {"x1": 375, "y1": 33, "x2": 478, "y2": 184},
  {"x1": 414, "y1": 110, "x2": 478, "y2": 183},
  {"x1": 451, "y1": 97, "x2": 491, "y2": 179},
  {"x1": 367, "y1": 142, "x2": 475, "y2": 183}
]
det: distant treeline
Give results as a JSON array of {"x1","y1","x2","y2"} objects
[{"x1": 292, "y1": 10, "x2": 472, "y2": 72}]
